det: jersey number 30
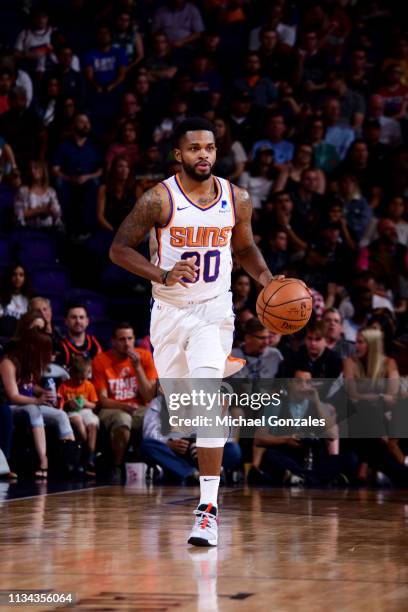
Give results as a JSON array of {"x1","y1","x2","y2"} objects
[{"x1": 181, "y1": 250, "x2": 220, "y2": 283}]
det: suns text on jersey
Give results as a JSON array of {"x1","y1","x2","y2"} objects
[{"x1": 169, "y1": 226, "x2": 233, "y2": 248}]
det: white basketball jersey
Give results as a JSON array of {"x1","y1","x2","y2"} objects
[{"x1": 151, "y1": 174, "x2": 236, "y2": 306}]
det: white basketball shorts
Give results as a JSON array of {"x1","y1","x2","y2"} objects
[{"x1": 150, "y1": 292, "x2": 244, "y2": 379}]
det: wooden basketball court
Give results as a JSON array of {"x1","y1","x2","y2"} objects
[{"x1": 1, "y1": 484, "x2": 408, "y2": 611}]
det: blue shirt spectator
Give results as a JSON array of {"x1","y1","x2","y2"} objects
[
  {"x1": 152, "y1": 1, "x2": 204, "y2": 46},
  {"x1": 251, "y1": 113, "x2": 294, "y2": 164},
  {"x1": 84, "y1": 26, "x2": 127, "y2": 93},
  {"x1": 338, "y1": 174, "x2": 372, "y2": 241},
  {"x1": 323, "y1": 98, "x2": 355, "y2": 160},
  {"x1": 233, "y1": 53, "x2": 278, "y2": 109}
]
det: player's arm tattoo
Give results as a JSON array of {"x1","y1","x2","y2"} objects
[
  {"x1": 110, "y1": 184, "x2": 168, "y2": 283},
  {"x1": 112, "y1": 184, "x2": 165, "y2": 248},
  {"x1": 231, "y1": 185, "x2": 275, "y2": 287}
]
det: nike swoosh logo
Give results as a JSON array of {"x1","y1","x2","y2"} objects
[
  {"x1": 177, "y1": 206, "x2": 189, "y2": 211},
  {"x1": 203, "y1": 478, "x2": 218, "y2": 481}
]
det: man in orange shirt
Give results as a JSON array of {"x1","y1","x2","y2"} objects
[{"x1": 92, "y1": 322, "x2": 157, "y2": 479}]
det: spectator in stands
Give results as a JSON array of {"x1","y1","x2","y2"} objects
[
  {"x1": 367, "y1": 94, "x2": 402, "y2": 147},
  {"x1": 1, "y1": 61, "x2": 34, "y2": 109},
  {"x1": 251, "y1": 113, "x2": 294, "y2": 166},
  {"x1": 0, "y1": 264, "x2": 32, "y2": 336},
  {"x1": 270, "y1": 191, "x2": 308, "y2": 253},
  {"x1": 144, "y1": 32, "x2": 178, "y2": 85},
  {"x1": 232, "y1": 318, "x2": 282, "y2": 380},
  {"x1": 14, "y1": 7, "x2": 53, "y2": 75},
  {"x1": 84, "y1": 25, "x2": 128, "y2": 123},
  {"x1": 323, "y1": 98, "x2": 355, "y2": 160},
  {"x1": 35, "y1": 77, "x2": 61, "y2": 128},
  {"x1": 141, "y1": 392, "x2": 242, "y2": 484},
  {"x1": 238, "y1": 147, "x2": 275, "y2": 210},
  {"x1": 361, "y1": 196, "x2": 408, "y2": 248},
  {"x1": 274, "y1": 142, "x2": 325, "y2": 194},
  {"x1": 307, "y1": 116, "x2": 340, "y2": 174},
  {"x1": 15, "y1": 310, "x2": 46, "y2": 338},
  {"x1": 358, "y1": 218, "x2": 408, "y2": 306},
  {"x1": 323, "y1": 308, "x2": 355, "y2": 359},
  {"x1": 342, "y1": 286, "x2": 373, "y2": 343},
  {"x1": 52, "y1": 113, "x2": 102, "y2": 235},
  {"x1": 233, "y1": 52, "x2": 278, "y2": 110},
  {"x1": 0, "y1": 330, "x2": 75, "y2": 479},
  {"x1": 295, "y1": 30, "x2": 328, "y2": 100},
  {"x1": 105, "y1": 121, "x2": 141, "y2": 170},
  {"x1": 263, "y1": 228, "x2": 289, "y2": 276},
  {"x1": 112, "y1": 11, "x2": 144, "y2": 73},
  {"x1": 212, "y1": 117, "x2": 247, "y2": 182},
  {"x1": 232, "y1": 272, "x2": 254, "y2": 314},
  {"x1": 27, "y1": 297, "x2": 63, "y2": 345},
  {"x1": 288, "y1": 168, "x2": 325, "y2": 234},
  {"x1": 325, "y1": 70, "x2": 366, "y2": 131},
  {"x1": 250, "y1": 369, "x2": 344, "y2": 487},
  {"x1": 152, "y1": 0, "x2": 205, "y2": 51},
  {"x1": 377, "y1": 64, "x2": 408, "y2": 119},
  {"x1": 284, "y1": 320, "x2": 343, "y2": 381},
  {"x1": 338, "y1": 139, "x2": 384, "y2": 206},
  {"x1": 249, "y1": 4, "x2": 297, "y2": 50},
  {"x1": 96, "y1": 156, "x2": 136, "y2": 233},
  {"x1": 47, "y1": 45, "x2": 85, "y2": 105},
  {"x1": 0, "y1": 136, "x2": 18, "y2": 184},
  {"x1": 58, "y1": 356, "x2": 99, "y2": 476},
  {"x1": 343, "y1": 328, "x2": 402, "y2": 485},
  {"x1": 14, "y1": 160, "x2": 62, "y2": 228},
  {"x1": 0, "y1": 88, "x2": 46, "y2": 174},
  {"x1": 257, "y1": 26, "x2": 296, "y2": 82},
  {"x1": 92, "y1": 322, "x2": 157, "y2": 481},
  {"x1": 47, "y1": 96, "x2": 77, "y2": 153},
  {"x1": 0, "y1": 404, "x2": 16, "y2": 480},
  {"x1": 337, "y1": 173, "x2": 372, "y2": 242},
  {"x1": 0, "y1": 69, "x2": 13, "y2": 116},
  {"x1": 55, "y1": 304, "x2": 103, "y2": 367}
]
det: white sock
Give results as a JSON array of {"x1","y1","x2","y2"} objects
[
  {"x1": 199, "y1": 476, "x2": 220, "y2": 509},
  {"x1": 404, "y1": 456, "x2": 408, "y2": 467}
]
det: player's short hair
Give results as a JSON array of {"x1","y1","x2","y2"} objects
[
  {"x1": 173, "y1": 117, "x2": 216, "y2": 147},
  {"x1": 112, "y1": 321, "x2": 135, "y2": 337}
]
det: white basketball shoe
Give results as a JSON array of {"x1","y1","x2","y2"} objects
[{"x1": 188, "y1": 503, "x2": 218, "y2": 547}]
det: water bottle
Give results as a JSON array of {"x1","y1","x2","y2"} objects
[{"x1": 44, "y1": 378, "x2": 57, "y2": 406}]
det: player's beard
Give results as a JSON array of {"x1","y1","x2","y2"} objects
[{"x1": 183, "y1": 160, "x2": 213, "y2": 182}]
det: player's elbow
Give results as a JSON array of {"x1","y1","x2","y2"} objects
[{"x1": 109, "y1": 242, "x2": 122, "y2": 265}]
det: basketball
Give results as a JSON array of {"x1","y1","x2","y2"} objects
[{"x1": 256, "y1": 278, "x2": 313, "y2": 335}]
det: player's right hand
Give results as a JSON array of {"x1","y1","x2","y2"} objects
[{"x1": 167, "y1": 257, "x2": 198, "y2": 287}]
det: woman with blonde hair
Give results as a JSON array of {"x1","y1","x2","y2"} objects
[
  {"x1": 14, "y1": 159, "x2": 62, "y2": 228},
  {"x1": 343, "y1": 328, "x2": 402, "y2": 484},
  {"x1": 344, "y1": 328, "x2": 399, "y2": 389}
]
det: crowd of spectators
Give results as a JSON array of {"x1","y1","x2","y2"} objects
[{"x1": 0, "y1": 0, "x2": 408, "y2": 486}]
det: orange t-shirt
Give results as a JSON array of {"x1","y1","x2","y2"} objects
[
  {"x1": 58, "y1": 379, "x2": 99, "y2": 404},
  {"x1": 92, "y1": 348, "x2": 157, "y2": 405}
]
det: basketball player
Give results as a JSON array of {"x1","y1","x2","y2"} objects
[{"x1": 110, "y1": 118, "x2": 281, "y2": 546}]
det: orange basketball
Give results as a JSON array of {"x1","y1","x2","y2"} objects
[{"x1": 256, "y1": 278, "x2": 313, "y2": 335}]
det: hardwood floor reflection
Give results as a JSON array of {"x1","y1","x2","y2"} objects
[{"x1": 1, "y1": 485, "x2": 408, "y2": 611}]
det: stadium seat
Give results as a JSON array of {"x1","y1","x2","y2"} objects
[
  {"x1": 88, "y1": 317, "x2": 113, "y2": 346},
  {"x1": 66, "y1": 289, "x2": 108, "y2": 318},
  {"x1": 31, "y1": 265, "x2": 71, "y2": 294},
  {"x1": 0, "y1": 185, "x2": 15, "y2": 233},
  {"x1": 0, "y1": 236, "x2": 13, "y2": 263},
  {"x1": 12, "y1": 231, "x2": 58, "y2": 267}
]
